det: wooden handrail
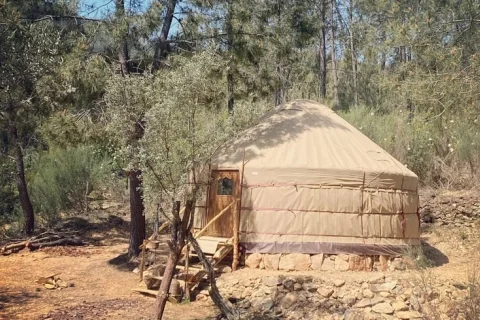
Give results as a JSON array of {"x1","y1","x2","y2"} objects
[{"x1": 194, "y1": 200, "x2": 236, "y2": 239}]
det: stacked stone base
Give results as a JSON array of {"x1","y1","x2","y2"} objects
[
  {"x1": 244, "y1": 253, "x2": 411, "y2": 272},
  {"x1": 204, "y1": 273, "x2": 466, "y2": 320}
]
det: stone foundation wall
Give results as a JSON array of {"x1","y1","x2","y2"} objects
[
  {"x1": 204, "y1": 273, "x2": 467, "y2": 320},
  {"x1": 244, "y1": 253, "x2": 411, "y2": 272}
]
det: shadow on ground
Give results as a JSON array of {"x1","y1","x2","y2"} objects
[
  {"x1": 61, "y1": 215, "x2": 130, "y2": 246},
  {"x1": 107, "y1": 234, "x2": 170, "y2": 272},
  {"x1": 0, "y1": 289, "x2": 39, "y2": 320},
  {"x1": 107, "y1": 252, "x2": 138, "y2": 272},
  {"x1": 422, "y1": 241, "x2": 449, "y2": 267},
  {"x1": 37, "y1": 298, "x2": 142, "y2": 320}
]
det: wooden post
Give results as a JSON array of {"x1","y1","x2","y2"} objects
[
  {"x1": 232, "y1": 199, "x2": 239, "y2": 271},
  {"x1": 184, "y1": 243, "x2": 190, "y2": 301},
  {"x1": 139, "y1": 240, "x2": 146, "y2": 281},
  {"x1": 232, "y1": 149, "x2": 246, "y2": 271}
]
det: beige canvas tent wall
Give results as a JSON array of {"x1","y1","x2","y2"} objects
[{"x1": 193, "y1": 100, "x2": 420, "y2": 255}]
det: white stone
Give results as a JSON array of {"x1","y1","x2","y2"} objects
[
  {"x1": 317, "y1": 287, "x2": 334, "y2": 298},
  {"x1": 355, "y1": 297, "x2": 384, "y2": 308},
  {"x1": 334, "y1": 279, "x2": 346, "y2": 287},
  {"x1": 263, "y1": 275, "x2": 283, "y2": 287},
  {"x1": 279, "y1": 253, "x2": 311, "y2": 271},
  {"x1": 311, "y1": 254, "x2": 325, "y2": 270},
  {"x1": 370, "y1": 281, "x2": 397, "y2": 293},
  {"x1": 392, "y1": 301, "x2": 408, "y2": 311},
  {"x1": 363, "y1": 289, "x2": 375, "y2": 298},
  {"x1": 371, "y1": 302, "x2": 394, "y2": 314},
  {"x1": 335, "y1": 257, "x2": 350, "y2": 271},
  {"x1": 338, "y1": 254, "x2": 350, "y2": 261},
  {"x1": 368, "y1": 274, "x2": 385, "y2": 284},
  {"x1": 263, "y1": 254, "x2": 281, "y2": 270},
  {"x1": 245, "y1": 253, "x2": 263, "y2": 268},
  {"x1": 321, "y1": 257, "x2": 336, "y2": 271}
]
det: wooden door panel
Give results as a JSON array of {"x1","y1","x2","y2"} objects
[{"x1": 206, "y1": 170, "x2": 239, "y2": 237}]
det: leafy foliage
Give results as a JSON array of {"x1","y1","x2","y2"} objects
[
  {"x1": 2, "y1": 0, "x2": 480, "y2": 232},
  {"x1": 29, "y1": 146, "x2": 111, "y2": 226},
  {"x1": 0, "y1": 156, "x2": 17, "y2": 221},
  {"x1": 105, "y1": 51, "x2": 271, "y2": 205}
]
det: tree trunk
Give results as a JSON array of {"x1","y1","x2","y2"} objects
[
  {"x1": 317, "y1": 0, "x2": 327, "y2": 100},
  {"x1": 188, "y1": 234, "x2": 239, "y2": 319},
  {"x1": 274, "y1": 66, "x2": 283, "y2": 106},
  {"x1": 155, "y1": 248, "x2": 179, "y2": 319},
  {"x1": 155, "y1": 200, "x2": 193, "y2": 320},
  {"x1": 348, "y1": 0, "x2": 358, "y2": 107},
  {"x1": 128, "y1": 169, "x2": 146, "y2": 257},
  {"x1": 152, "y1": 0, "x2": 177, "y2": 72},
  {"x1": 274, "y1": 1, "x2": 284, "y2": 106},
  {"x1": 115, "y1": 0, "x2": 130, "y2": 76},
  {"x1": 226, "y1": 0, "x2": 234, "y2": 114},
  {"x1": 7, "y1": 109, "x2": 34, "y2": 235},
  {"x1": 380, "y1": 30, "x2": 386, "y2": 71},
  {"x1": 329, "y1": 0, "x2": 339, "y2": 110},
  {"x1": 7, "y1": 108, "x2": 34, "y2": 235},
  {"x1": 115, "y1": 0, "x2": 146, "y2": 258}
]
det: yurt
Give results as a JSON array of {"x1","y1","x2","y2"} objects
[{"x1": 193, "y1": 100, "x2": 420, "y2": 256}]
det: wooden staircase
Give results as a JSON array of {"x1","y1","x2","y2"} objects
[
  {"x1": 133, "y1": 236, "x2": 234, "y2": 300},
  {"x1": 189, "y1": 236, "x2": 234, "y2": 264}
]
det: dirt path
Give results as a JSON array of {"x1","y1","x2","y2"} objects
[
  {"x1": 0, "y1": 243, "x2": 216, "y2": 320},
  {"x1": 1, "y1": 227, "x2": 471, "y2": 320}
]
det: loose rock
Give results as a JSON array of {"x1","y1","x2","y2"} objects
[
  {"x1": 281, "y1": 292, "x2": 298, "y2": 309},
  {"x1": 245, "y1": 253, "x2": 263, "y2": 269},
  {"x1": 311, "y1": 254, "x2": 325, "y2": 270},
  {"x1": 321, "y1": 257, "x2": 336, "y2": 271},
  {"x1": 363, "y1": 289, "x2": 375, "y2": 299},
  {"x1": 335, "y1": 257, "x2": 350, "y2": 271},
  {"x1": 263, "y1": 276, "x2": 283, "y2": 287},
  {"x1": 334, "y1": 279, "x2": 346, "y2": 287},
  {"x1": 392, "y1": 301, "x2": 408, "y2": 311},
  {"x1": 371, "y1": 302, "x2": 394, "y2": 314},
  {"x1": 263, "y1": 254, "x2": 281, "y2": 271},
  {"x1": 396, "y1": 311, "x2": 423, "y2": 319},
  {"x1": 279, "y1": 254, "x2": 311, "y2": 271},
  {"x1": 355, "y1": 297, "x2": 384, "y2": 308},
  {"x1": 317, "y1": 287, "x2": 334, "y2": 298}
]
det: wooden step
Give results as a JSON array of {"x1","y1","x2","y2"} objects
[
  {"x1": 194, "y1": 236, "x2": 233, "y2": 255},
  {"x1": 131, "y1": 288, "x2": 179, "y2": 303},
  {"x1": 175, "y1": 265, "x2": 204, "y2": 271},
  {"x1": 213, "y1": 245, "x2": 233, "y2": 265},
  {"x1": 147, "y1": 276, "x2": 187, "y2": 288}
]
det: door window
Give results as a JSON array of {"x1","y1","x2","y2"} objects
[{"x1": 217, "y1": 177, "x2": 234, "y2": 195}]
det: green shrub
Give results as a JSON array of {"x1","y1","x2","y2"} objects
[
  {"x1": 0, "y1": 156, "x2": 17, "y2": 221},
  {"x1": 341, "y1": 106, "x2": 479, "y2": 186},
  {"x1": 29, "y1": 146, "x2": 111, "y2": 226}
]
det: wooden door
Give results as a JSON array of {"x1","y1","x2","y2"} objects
[{"x1": 206, "y1": 170, "x2": 239, "y2": 237}]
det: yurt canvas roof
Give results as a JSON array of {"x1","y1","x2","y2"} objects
[{"x1": 211, "y1": 100, "x2": 417, "y2": 191}]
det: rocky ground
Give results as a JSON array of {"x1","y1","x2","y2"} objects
[
  {"x1": 1, "y1": 188, "x2": 479, "y2": 319},
  {"x1": 208, "y1": 269, "x2": 472, "y2": 320},
  {"x1": 420, "y1": 189, "x2": 480, "y2": 229}
]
